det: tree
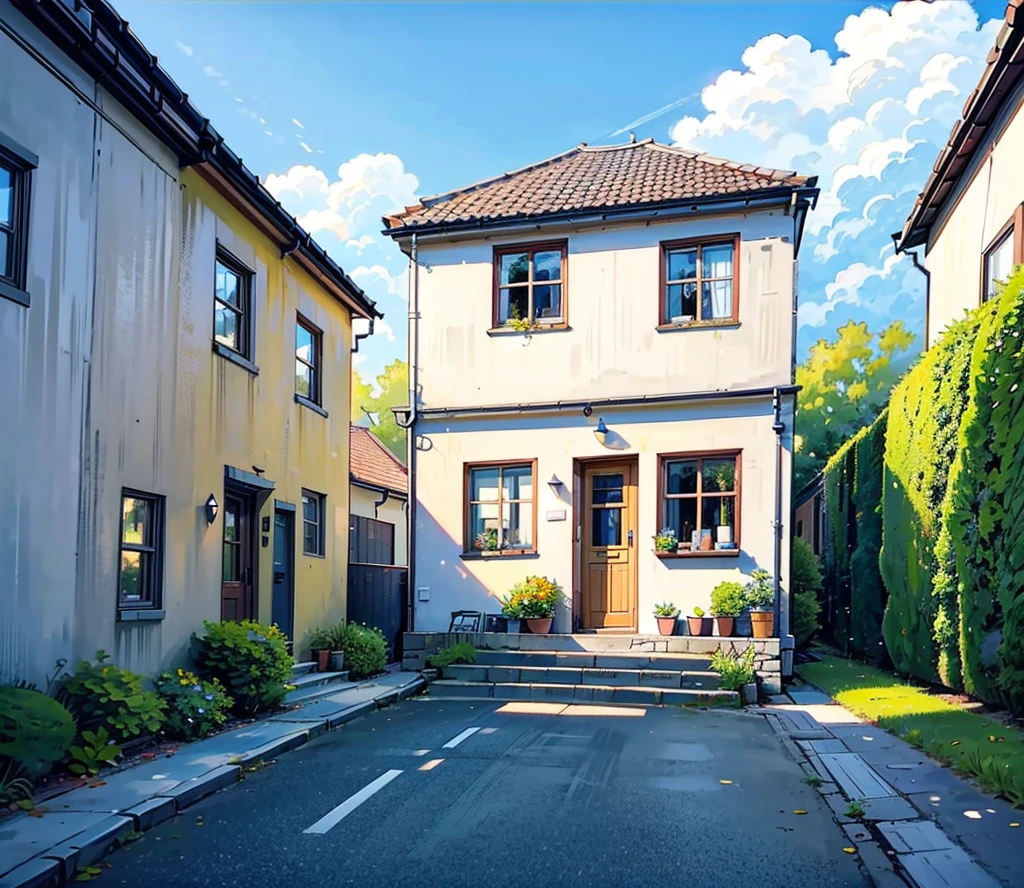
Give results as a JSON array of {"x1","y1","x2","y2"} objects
[
  {"x1": 351, "y1": 359, "x2": 408, "y2": 462},
  {"x1": 794, "y1": 320, "x2": 915, "y2": 488}
]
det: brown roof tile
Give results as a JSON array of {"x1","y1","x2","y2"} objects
[
  {"x1": 383, "y1": 139, "x2": 813, "y2": 235},
  {"x1": 350, "y1": 425, "x2": 407, "y2": 494}
]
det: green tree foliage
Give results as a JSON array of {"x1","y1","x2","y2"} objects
[
  {"x1": 791, "y1": 538, "x2": 823, "y2": 649},
  {"x1": 0, "y1": 687, "x2": 76, "y2": 781},
  {"x1": 351, "y1": 359, "x2": 408, "y2": 462},
  {"x1": 849, "y1": 417, "x2": 887, "y2": 664},
  {"x1": 795, "y1": 320, "x2": 915, "y2": 488}
]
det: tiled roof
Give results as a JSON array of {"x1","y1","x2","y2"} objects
[
  {"x1": 383, "y1": 139, "x2": 814, "y2": 235},
  {"x1": 350, "y1": 425, "x2": 407, "y2": 494},
  {"x1": 900, "y1": 0, "x2": 1024, "y2": 249}
]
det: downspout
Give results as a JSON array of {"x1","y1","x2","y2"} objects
[
  {"x1": 373, "y1": 488, "x2": 391, "y2": 519},
  {"x1": 892, "y1": 232, "x2": 931, "y2": 347},
  {"x1": 395, "y1": 233, "x2": 419, "y2": 631},
  {"x1": 772, "y1": 387, "x2": 786, "y2": 644}
]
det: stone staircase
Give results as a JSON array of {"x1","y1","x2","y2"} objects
[{"x1": 285, "y1": 660, "x2": 350, "y2": 705}]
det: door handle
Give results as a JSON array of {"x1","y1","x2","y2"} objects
[{"x1": 628, "y1": 529, "x2": 634, "y2": 547}]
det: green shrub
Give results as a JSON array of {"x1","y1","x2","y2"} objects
[
  {"x1": 849, "y1": 417, "x2": 887, "y2": 663},
  {"x1": 56, "y1": 651, "x2": 165, "y2": 742},
  {"x1": 194, "y1": 621, "x2": 293, "y2": 716},
  {"x1": 427, "y1": 643, "x2": 476, "y2": 669},
  {"x1": 744, "y1": 569, "x2": 773, "y2": 610},
  {"x1": 154, "y1": 669, "x2": 234, "y2": 741},
  {"x1": 505, "y1": 576, "x2": 564, "y2": 619},
  {"x1": 342, "y1": 624, "x2": 388, "y2": 678},
  {"x1": 791, "y1": 539, "x2": 822, "y2": 649},
  {"x1": 710, "y1": 582, "x2": 745, "y2": 618},
  {"x1": 67, "y1": 727, "x2": 120, "y2": 776},
  {"x1": 822, "y1": 442, "x2": 853, "y2": 648},
  {"x1": 0, "y1": 686, "x2": 76, "y2": 781},
  {"x1": 710, "y1": 646, "x2": 756, "y2": 692}
]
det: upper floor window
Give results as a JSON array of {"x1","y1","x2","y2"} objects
[
  {"x1": 214, "y1": 246, "x2": 254, "y2": 360},
  {"x1": 984, "y1": 226, "x2": 1014, "y2": 301},
  {"x1": 465, "y1": 461, "x2": 536, "y2": 554},
  {"x1": 295, "y1": 315, "x2": 322, "y2": 406},
  {"x1": 119, "y1": 490, "x2": 164, "y2": 614},
  {"x1": 493, "y1": 241, "x2": 566, "y2": 329},
  {"x1": 0, "y1": 134, "x2": 36, "y2": 308},
  {"x1": 659, "y1": 452, "x2": 740, "y2": 554},
  {"x1": 660, "y1": 236, "x2": 739, "y2": 326}
]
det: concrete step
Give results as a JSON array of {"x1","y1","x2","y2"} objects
[
  {"x1": 444, "y1": 663, "x2": 721, "y2": 690},
  {"x1": 285, "y1": 670, "x2": 350, "y2": 704},
  {"x1": 292, "y1": 661, "x2": 317, "y2": 676},
  {"x1": 428, "y1": 680, "x2": 738, "y2": 707},
  {"x1": 471, "y1": 649, "x2": 714, "y2": 671}
]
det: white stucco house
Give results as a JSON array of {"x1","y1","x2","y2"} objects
[{"x1": 383, "y1": 139, "x2": 818, "y2": 641}]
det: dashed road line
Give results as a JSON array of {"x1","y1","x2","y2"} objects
[
  {"x1": 303, "y1": 769, "x2": 403, "y2": 834},
  {"x1": 442, "y1": 726, "x2": 481, "y2": 748}
]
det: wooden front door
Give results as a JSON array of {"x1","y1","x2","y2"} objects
[
  {"x1": 221, "y1": 492, "x2": 256, "y2": 621},
  {"x1": 581, "y1": 460, "x2": 638, "y2": 631}
]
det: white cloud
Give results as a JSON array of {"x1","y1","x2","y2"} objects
[
  {"x1": 375, "y1": 319, "x2": 397, "y2": 342},
  {"x1": 346, "y1": 235, "x2": 375, "y2": 255},
  {"x1": 175, "y1": 41, "x2": 193, "y2": 57},
  {"x1": 668, "y1": 0, "x2": 1001, "y2": 352},
  {"x1": 352, "y1": 352, "x2": 368, "y2": 368},
  {"x1": 292, "y1": 118, "x2": 305, "y2": 129},
  {"x1": 300, "y1": 142, "x2": 313, "y2": 154},
  {"x1": 351, "y1": 264, "x2": 407, "y2": 299},
  {"x1": 259, "y1": 117, "x2": 267, "y2": 125},
  {"x1": 203, "y1": 65, "x2": 222, "y2": 78}
]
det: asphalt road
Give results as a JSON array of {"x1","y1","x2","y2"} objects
[{"x1": 103, "y1": 698, "x2": 869, "y2": 888}]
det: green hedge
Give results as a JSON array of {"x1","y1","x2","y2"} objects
[{"x1": 849, "y1": 416, "x2": 887, "y2": 664}]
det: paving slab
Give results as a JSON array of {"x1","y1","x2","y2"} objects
[
  {"x1": 818, "y1": 752, "x2": 897, "y2": 799},
  {"x1": 0, "y1": 810, "x2": 116, "y2": 878},
  {"x1": 860, "y1": 795, "x2": 919, "y2": 821},
  {"x1": 877, "y1": 820, "x2": 955, "y2": 854},
  {"x1": 787, "y1": 688, "x2": 835, "y2": 705},
  {"x1": 899, "y1": 846, "x2": 1001, "y2": 888},
  {"x1": 765, "y1": 707, "x2": 831, "y2": 735},
  {"x1": 842, "y1": 822, "x2": 872, "y2": 844},
  {"x1": 41, "y1": 815, "x2": 132, "y2": 874},
  {"x1": 0, "y1": 857, "x2": 59, "y2": 888},
  {"x1": 807, "y1": 739, "x2": 847, "y2": 754},
  {"x1": 125, "y1": 797, "x2": 176, "y2": 831},
  {"x1": 159, "y1": 764, "x2": 239, "y2": 809}
]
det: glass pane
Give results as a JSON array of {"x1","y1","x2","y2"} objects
[
  {"x1": 703, "y1": 496, "x2": 736, "y2": 540},
  {"x1": 224, "y1": 504, "x2": 237, "y2": 542},
  {"x1": 296, "y1": 323, "x2": 313, "y2": 360},
  {"x1": 591, "y1": 508, "x2": 622, "y2": 546},
  {"x1": 667, "y1": 248, "x2": 697, "y2": 281},
  {"x1": 470, "y1": 502, "x2": 500, "y2": 550},
  {"x1": 0, "y1": 166, "x2": 11, "y2": 226},
  {"x1": 498, "y1": 288, "x2": 529, "y2": 325},
  {"x1": 665, "y1": 282, "x2": 697, "y2": 321},
  {"x1": 503, "y1": 465, "x2": 533, "y2": 501},
  {"x1": 702, "y1": 458, "x2": 736, "y2": 493},
  {"x1": 666, "y1": 460, "x2": 697, "y2": 495},
  {"x1": 533, "y1": 284, "x2": 561, "y2": 321},
  {"x1": 296, "y1": 361, "x2": 311, "y2": 397},
  {"x1": 303, "y1": 521, "x2": 318, "y2": 555},
  {"x1": 302, "y1": 493, "x2": 319, "y2": 523},
  {"x1": 120, "y1": 550, "x2": 144, "y2": 603},
  {"x1": 122, "y1": 496, "x2": 152, "y2": 545},
  {"x1": 214, "y1": 304, "x2": 238, "y2": 350},
  {"x1": 222, "y1": 542, "x2": 237, "y2": 581},
  {"x1": 470, "y1": 467, "x2": 501, "y2": 502},
  {"x1": 0, "y1": 230, "x2": 8, "y2": 279},
  {"x1": 703, "y1": 243, "x2": 734, "y2": 279},
  {"x1": 499, "y1": 253, "x2": 530, "y2": 286},
  {"x1": 534, "y1": 250, "x2": 561, "y2": 282},
  {"x1": 986, "y1": 233, "x2": 1014, "y2": 299},
  {"x1": 503, "y1": 501, "x2": 533, "y2": 549},
  {"x1": 703, "y1": 280, "x2": 733, "y2": 319},
  {"x1": 665, "y1": 498, "x2": 698, "y2": 547},
  {"x1": 592, "y1": 473, "x2": 624, "y2": 505},
  {"x1": 216, "y1": 262, "x2": 239, "y2": 306}
]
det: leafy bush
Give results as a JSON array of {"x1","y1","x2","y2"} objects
[
  {"x1": 505, "y1": 576, "x2": 564, "y2": 619},
  {"x1": 654, "y1": 601, "x2": 680, "y2": 618},
  {"x1": 194, "y1": 621, "x2": 293, "y2": 716},
  {"x1": 154, "y1": 670, "x2": 234, "y2": 741},
  {"x1": 68, "y1": 727, "x2": 120, "y2": 776},
  {"x1": 710, "y1": 581, "x2": 746, "y2": 618},
  {"x1": 710, "y1": 647, "x2": 756, "y2": 692},
  {"x1": 309, "y1": 621, "x2": 346, "y2": 651},
  {"x1": 0, "y1": 686, "x2": 76, "y2": 781},
  {"x1": 427, "y1": 643, "x2": 476, "y2": 669},
  {"x1": 791, "y1": 539, "x2": 823, "y2": 649},
  {"x1": 342, "y1": 624, "x2": 388, "y2": 678},
  {"x1": 56, "y1": 651, "x2": 165, "y2": 742},
  {"x1": 744, "y1": 569, "x2": 774, "y2": 610},
  {"x1": 849, "y1": 417, "x2": 887, "y2": 663}
]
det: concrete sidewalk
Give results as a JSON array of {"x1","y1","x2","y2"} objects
[
  {"x1": 0, "y1": 671, "x2": 424, "y2": 888},
  {"x1": 760, "y1": 691, "x2": 1022, "y2": 888}
]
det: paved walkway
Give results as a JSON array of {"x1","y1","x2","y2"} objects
[
  {"x1": 761, "y1": 692, "x2": 1022, "y2": 888},
  {"x1": 0, "y1": 672, "x2": 424, "y2": 888}
]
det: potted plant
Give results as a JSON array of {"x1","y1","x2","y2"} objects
[
  {"x1": 498, "y1": 594, "x2": 523, "y2": 634},
  {"x1": 710, "y1": 646, "x2": 757, "y2": 703},
  {"x1": 710, "y1": 580, "x2": 745, "y2": 637},
  {"x1": 686, "y1": 606, "x2": 713, "y2": 637},
  {"x1": 745, "y1": 569, "x2": 775, "y2": 638},
  {"x1": 711, "y1": 463, "x2": 736, "y2": 547},
  {"x1": 308, "y1": 627, "x2": 332, "y2": 672},
  {"x1": 506, "y1": 576, "x2": 564, "y2": 634},
  {"x1": 474, "y1": 528, "x2": 499, "y2": 552},
  {"x1": 653, "y1": 528, "x2": 678, "y2": 554},
  {"x1": 325, "y1": 621, "x2": 346, "y2": 671},
  {"x1": 653, "y1": 602, "x2": 679, "y2": 636}
]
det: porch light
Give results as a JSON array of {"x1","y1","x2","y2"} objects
[
  {"x1": 548, "y1": 474, "x2": 563, "y2": 492},
  {"x1": 205, "y1": 494, "x2": 219, "y2": 525},
  {"x1": 594, "y1": 417, "x2": 609, "y2": 446}
]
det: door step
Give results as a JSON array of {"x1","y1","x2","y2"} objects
[
  {"x1": 443, "y1": 663, "x2": 721, "y2": 690},
  {"x1": 285, "y1": 670, "x2": 350, "y2": 704},
  {"x1": 291, "y1": 661, "x2": 317, "y2": 676},
  {"x1": 471, "y1": 650, "x2": 714, "y2": 671},
  {"x1": 428, "y1": 680, "x2": 737, "y2": 707}
]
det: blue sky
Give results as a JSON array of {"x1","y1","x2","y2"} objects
[{"x1": 118, "y1": 0, "x2": 1006, "y2": 381}]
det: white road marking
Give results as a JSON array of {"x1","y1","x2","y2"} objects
[
  {"x1": 442, "y1": 727, "x2": 481, "y2": 748},
  {"x1": 303, "y1": 770, "x2": 403, "y2": 834}
]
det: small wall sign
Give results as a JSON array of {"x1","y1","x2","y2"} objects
[{"x1": 546, "y1": 509, "x2": 567, "y2": 522}]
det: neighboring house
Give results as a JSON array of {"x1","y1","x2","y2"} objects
[
  {"x1": 383, "y1": 139, "x2": 818, "y2": 641},
  {"x1": 794, "y1": 475, "x2": 823, "y2": 557},
  {"x1": 350, "y1": 425, "x2": 408, "y2": 567},
  {"x1": 0, "y1": 0, "x2": 380, "y2": 685},
  {"x1": 898, "y1": 0, "x2": 1024, "y2": 345}
]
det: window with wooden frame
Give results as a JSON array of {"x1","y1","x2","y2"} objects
[
  {"x1": 660, "y1": 235, "x2": 739, "y2": 326},
  {"x1": 465, "y1": 461, "x2": 536, "y2": 554},
  {"x1": 983, "y1": 225, "x2": 1015, "y2": 302},
  {"x1": 0, "y1": 134, "x2": 36, "y2": 308},
  {"x1": 295, "y1": 315, "x2": 322, "y2": 405},
  {"x1": 302, "y1": 489, "x2": 326, "y2": 556},
  {"x1": 658, "y1": 452, "x2": 740, "y2": 554},
  {"x1": 493, "y1": 242, "x2": 567, "y2": 329},
  {"x1": 119, "y1": 490, "x2": 164, "y2": 612},
  {"x1": 214, "y1": 246, "x2": 254, "y2": 359}
]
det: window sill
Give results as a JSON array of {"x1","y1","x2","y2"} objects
[
  {"x1": 295, "y1": 393, "x2": 328, "y2": 418},
  {"x1": 656, "y1": 320, "x2": 741, "y2": 332},
  {"x1": 0, "y1": 280, "x2": 30, "y2": 308},
  {"x1": 304, "y1": 550, "x2": 326, "y2": 559},
  {"x1": 213, "y1": 342, "x2": 259, "y2": 375},
  {"x1": 654, "y1": 549, "x2": 740, "y2": 558},
  {"x1": 460, "y1": 550, "x2": 539, "y2": 561},
  {"x1": 117, "y1": 608, "x2": 166, "y2": 622},
  {"x1": 486, "y1": 325, "x2": 571, "y2": 337}
]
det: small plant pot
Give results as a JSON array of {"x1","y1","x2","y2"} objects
[
  {"x1": 329, "y1": 651, "x2": 345, "y2": 672},
  {"x1": 741, "y1": 682, "x2": 758, "y2": 705},
  {"x1": 656, "y1": 616, "x2": 677, "y2": 636},
  {"x1": 750, "y1": 610, "x2": 774, "y2": 638},
  {"x1": 715, "y1": 616, "x2": 735, "y2": 637},
  {"x1": 506, "y1": 619, "x2": 521, "y2": 634},
  {"x1": 525, "y1": 617, "x2": 553, "y2": 634},
  {"x1": 312, "y1": 648, "x2": 331, "y2": 672},
  {"x1": 687, "y1": 616, "x2": 713, "y2": 637}
]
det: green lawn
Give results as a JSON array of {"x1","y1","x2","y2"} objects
[{"x1": 798, "y1": 654, "x2": 1024, "y2": 808}]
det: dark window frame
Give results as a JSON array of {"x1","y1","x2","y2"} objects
[
  {"x1": 491, "y1": 240, "x2": 568, "y2": 331},
  {"x1": 658, "y1": 234, "x2": 741, "y2": 328},
  {"x1": 117, "y1": 488, "x2": 165, "y2": 615},
  {"x1": 981, "y1": 220, "x2": 1016, "y2": 303},
  {"x1": 295, "y1": 313, "x2": 323, "y2": 406},
  {"x1": 302, "y1": 489, "x2": 326, "y2": 557},
  {"x1": 0, "y1": 132, "x2": 37, "y2": 308},
  {"x1": 213, "y1": 245, "x2": 255, "y2": 361},
  {"x1": 656, "y1": 450, "x2": 741, "y2": 557},
  {"x1": 463, "y1": 459, "x2": 538, "y2": 556}
]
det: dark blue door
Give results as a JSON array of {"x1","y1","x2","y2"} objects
[{"x1": 272, "y1": 509, "x2": 295, "y2": 640}]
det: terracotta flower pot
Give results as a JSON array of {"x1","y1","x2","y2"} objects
[
  {"x1": 525, "y1": 617, "x2": 553, "y2": 634},
  {"x1": 686, "y1": 616, "x2": 713, "y2": 637},
  {"x1": 656, "y1": 616, "x2": 677, "y2": 636},
  {"x1": 312, "y1": 648, "x2": 331, "y2": 672},
  {"x1": 750, "y1": 610, "x2": 774, "y2": 638},
  {"x1": 715, "y1": 616, "x2": 736, "y2": 637}
]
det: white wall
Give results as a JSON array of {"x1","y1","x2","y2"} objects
[
  {"x1": 351, "y1": 486, "x2": 408, "y2": 566},
  {"x1": 414, "y1": 209, "x2": 796, "y2": 408},
  {"x1": 412, "y1": 396, "x2": 793, "y2": 636}
]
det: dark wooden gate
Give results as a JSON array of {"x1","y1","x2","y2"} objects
[{"x1": 347, "y1": 564, "x2": 408, "y2": 662}]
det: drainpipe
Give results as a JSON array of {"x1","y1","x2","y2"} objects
[
  {"x1": 772, "y1": 387, "x2": 787, "y2": 645},
  {"x1": 373, "y1": 488, "x2": 390, "y2": 519}
]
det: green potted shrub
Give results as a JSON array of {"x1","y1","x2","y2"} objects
[
  {"x1": 710, "y1": 580, "x2": 745, "y2": 637},
  {"x1": 653, "y1": 527, "x2": 678, "y2": 554},
  {"x1": 324, "y1": 621, "x2": 347, "y2": 672},
  {"x1": 308, "y1": 627, "x2": 333, "y2": 672},
  {"x1": 497, "y1": 594, "x2": 523, "y2": 633},
  {"x1": 745, "y1": 569, "x2": 775, "y2": 638},
  {"x1": 653, "y1": 602, "x2": 679, "y2": 636},
  {"x1": 506, "y1": 576, "x2": 564, "y2": 634},
  {"x1": 710, "y1": 646, "x2": 757, "y2": 702},
  {"x1": 686, "y1": 606, "x2": 713, "y2": 637}
]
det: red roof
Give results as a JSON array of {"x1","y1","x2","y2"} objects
[{"x1": 350, "y1": 425, "x2": 407, "y2": 494}]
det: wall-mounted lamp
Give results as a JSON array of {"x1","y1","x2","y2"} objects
[
  {"x1": 205, "y1": 494, "x2": 219, "y2": 525},
  {"x1": 547, "y1": 474, "x2": 563, "y2": 492},
  {"x1": 594, "y1": 417, "x2": 609, "y2": 446}
]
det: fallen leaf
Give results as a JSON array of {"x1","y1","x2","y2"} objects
[
  {"x1": 27, "y1": 809, "x2": 44, "y2": 818},
  {"x1": 16, "y1": 799, "x2": 33, "y2": 811},
  {"x1": 720, "y1": 779, "x2": 733, "y2": 785},
  {"x1": 843, "y1": 847, "x2": 857, "y2": 854},
  {"x1": 1011, "y1": 823, "x2": 1020, "y2": 828},
  {"x1": 88, "y1": 780, "x2": 107, "y2": 788},
  {"x1": 988, "y1": 736, "x2": 997, "y2": 743},
  {"x1": 85, "y1": 867, "x2": 102, "y2": 875},
  {"x1": 950, "y1": 740, "x2": 961, "y2": 747},
  {"x1": 73, "y1": 875, "x2": 92, "y2": 883},
  {"x1": 140, "y1": 752, "x2": 157, "y2": 760},
  {"x1": 793, "y1": 809, "x2": 807, "y2": 815}
]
